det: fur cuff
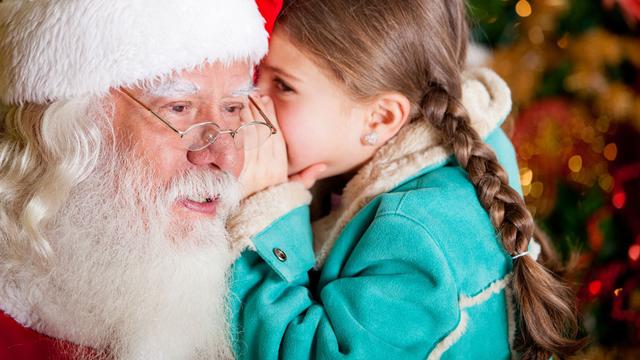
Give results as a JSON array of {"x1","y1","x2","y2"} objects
[{"x1": 227, "y1": 182, "x2": 312, "y2": 252}]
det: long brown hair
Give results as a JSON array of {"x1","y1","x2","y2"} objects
[{"x1": 277, "y1": 0, "x2": 584, "y2": 358}]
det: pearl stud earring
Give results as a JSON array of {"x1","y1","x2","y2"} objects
[{"x1": 362, "y1": 132, "x2": 379, "y2": 146}]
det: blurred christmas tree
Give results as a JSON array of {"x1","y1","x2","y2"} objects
[{"x1": 467, "y1": 0, "x2": 640, "y2": 357}]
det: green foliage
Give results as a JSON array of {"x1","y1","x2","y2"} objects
[
  {"x1": 537, "y1": 61, "x2": 572, "y2": 99},
  {"x1": 467, "y1": 0, "x2": 520, "y2": 46}
]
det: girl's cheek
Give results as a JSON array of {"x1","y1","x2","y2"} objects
[
  {"x1": 279, "y1": 117, "x2": 303, "y2": 149},
  {"x1": 275, "y1": 103, "x2": 301, "y2": 137},
  {"x1": 273, "y1": 107, "x2": 303, "y2": 152}
]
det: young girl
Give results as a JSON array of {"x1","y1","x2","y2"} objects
[{"x1": 228, "y1": 0, "x2": 583, "y2": 358}]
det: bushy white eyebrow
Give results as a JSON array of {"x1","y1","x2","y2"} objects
[
  {"x1": 231, "y1": 83, "x2": 258, "y2": 97},
  {"x1": 147, "y1": 79, "x2": 200, "y2": 98}
]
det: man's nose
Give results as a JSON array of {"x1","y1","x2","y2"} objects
[{"x1": 186, "y1": 135, "x2": 244, "y2": 177}]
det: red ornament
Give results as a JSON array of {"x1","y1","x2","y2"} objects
[
  {"x1": 629, "y1": 244, "x2": 640, "y2": 262},
  {"x1": 589, "y1": 280, "x2": 603, "y2": 296},
  {"x1": 613, "y1": 191, "x2": 627, "y2": 209}
]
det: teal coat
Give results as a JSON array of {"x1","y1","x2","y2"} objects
[{"x1": 226, "y1": 69, "x2": 525, "y2": 359}]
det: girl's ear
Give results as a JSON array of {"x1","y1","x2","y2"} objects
[{"x1": 362, "y1": 92, "x2": 411, "y2": 146}]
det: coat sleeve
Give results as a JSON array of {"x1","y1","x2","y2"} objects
[{"x1": 228, "y1": 194, "x2": 461, "y2": 359}]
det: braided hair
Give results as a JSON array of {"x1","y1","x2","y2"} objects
[{"x1": 278, "y1": 0, "x2": 585, "y2": 357}]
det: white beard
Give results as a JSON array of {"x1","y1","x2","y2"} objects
[{"x1": 26, "y1": 152, "x2": 241, "y2": 360}]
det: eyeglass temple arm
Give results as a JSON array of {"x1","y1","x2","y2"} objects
[
  {"x1": 248, "y1": 96, "x2": 278, "y2": 135},
  {"x1": 119, "y1": 88, "x2": 183, "y2": 135}
]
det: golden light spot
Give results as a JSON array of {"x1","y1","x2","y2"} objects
[
  {"x1": 631, "y1": 289, "x2": 640, "y2": 309},
  {"x1": 520, "y1": 168, "x2": 533, "y2": 186},
  {"x1": 598, "y1": 174, "x2": 614, "y2": 192},
  {"x1": 520, "y1": 143, "x2": 535, "y2": 160},
  {"x1": 596, "y1": 117, "x2": 610, "y2": 133},
  {"x1": 614, "y1": 288, "x2": 623, "y2": 297},
  {"x1": 603, "y1": 143, "x2": 618, "y2": 161},
  {"x1": 528, "y1": 26, "x2": 545, "y2": 45},
  {"x1": 516, "y1": 0, "x2": 533, "y2": 18},
  {"x1": 530, "y1": 181, "x2": 544, "y2": 198},
  {"x1": 568, "y1": 155, "x2": 583, "y2": 173},
  {"x1": 592, "y1": 136, "x2": 605, "y2": 153},
  {"x1": 557, "y1": 34, "x2": 569, "y2": 49}
]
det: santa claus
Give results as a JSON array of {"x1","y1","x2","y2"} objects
[{"x1": 0, "y1": 0, "x2": 282, "y2": 359}]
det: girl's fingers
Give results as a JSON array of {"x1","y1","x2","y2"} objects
[
  {"x1": 256, "y1": 96, "x2": 287, "y2": 165},
  {"x1": 247, "y1": 94, "x2": 278, "y2": 130},
  {"x1": 239, "y1": 94, "x2": 290, "y2": 198},
  {"x1": 289, "y1": 163, "x2": 327, "y2": 189},
  {"x1": 259, "y1": 95, "x2": 280, "y2": 132}
]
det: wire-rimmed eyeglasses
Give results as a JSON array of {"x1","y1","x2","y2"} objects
[{"x1": 119, "y1": 88, "x2": 277, "y2": 151}]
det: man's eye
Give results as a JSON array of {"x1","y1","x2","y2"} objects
[
  {"x1": 170, "y1": 104, "x2": 188, "y2": 113},
  {"x1": 162, "y1": 101, "x2": 192, "y2": 114},
  {"x1": 223, "y1": 104, "x2": 244, "y2": 114}
]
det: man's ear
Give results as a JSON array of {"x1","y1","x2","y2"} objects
[{"x1": 362, "y1": 92, "x2": 411, "y2": 145}]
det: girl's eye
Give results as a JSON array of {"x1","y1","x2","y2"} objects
[{"x1": 274, "y1": 78, "x2": 294, "y2": 93}]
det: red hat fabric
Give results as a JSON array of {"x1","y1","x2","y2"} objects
[{"x1": 256, "y1": 0, "x2": 283, "y2": 36}]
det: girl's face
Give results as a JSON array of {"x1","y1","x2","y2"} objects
[{"x1": 257, "y1": 30, "x2": 372, "y2": 178}]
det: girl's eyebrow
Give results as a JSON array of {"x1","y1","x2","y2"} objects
[{"x1": 262, "y1": 64, "x2": 303, "y2": 83}]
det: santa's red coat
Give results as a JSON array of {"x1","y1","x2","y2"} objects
[{"x1": 0, "y1": 311, "x2": 81, "y2": 360}]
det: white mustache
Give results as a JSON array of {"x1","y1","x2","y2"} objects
[{"x1": 163, "y1": 169, "x2": 240, "y2": 209}]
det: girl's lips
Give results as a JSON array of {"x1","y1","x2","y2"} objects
[{"x1": 179, "y1": 198, "x2": 218, "y2": 217}]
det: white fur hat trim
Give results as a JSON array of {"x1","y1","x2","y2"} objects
[{"x1": 0, "y1": 0, "x2": 269, "y2": 105}]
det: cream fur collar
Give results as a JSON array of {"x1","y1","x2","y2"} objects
[{"x1": 313, "y1": 68, "x2": 513, "y2": 266}]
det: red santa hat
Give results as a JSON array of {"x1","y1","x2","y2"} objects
[{"x1": 0, "y1": 0, "x2": 283, "y2": 105}]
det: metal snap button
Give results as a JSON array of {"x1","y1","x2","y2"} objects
[{"x1": 273, "y1": 248, "x2": 287, "y2": 262}]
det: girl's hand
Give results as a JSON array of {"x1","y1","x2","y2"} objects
[
  {"x1": 239, "y1": 95, "x2": 288, "y2": 198},
  {"x1": 289, "y1": 163, "x2": 327, "y2": 189}
]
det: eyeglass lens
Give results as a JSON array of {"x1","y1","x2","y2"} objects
[{"x1": 182, "y1": 122, "x2": 274, "y2": 151}]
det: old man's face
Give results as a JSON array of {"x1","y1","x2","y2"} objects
[
  {"x1": 23, "y1": 61, "x2": 255, "y2": 358},
  {"x1": 111, "y1": 61, "x2": 252, "y2": 224}
]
